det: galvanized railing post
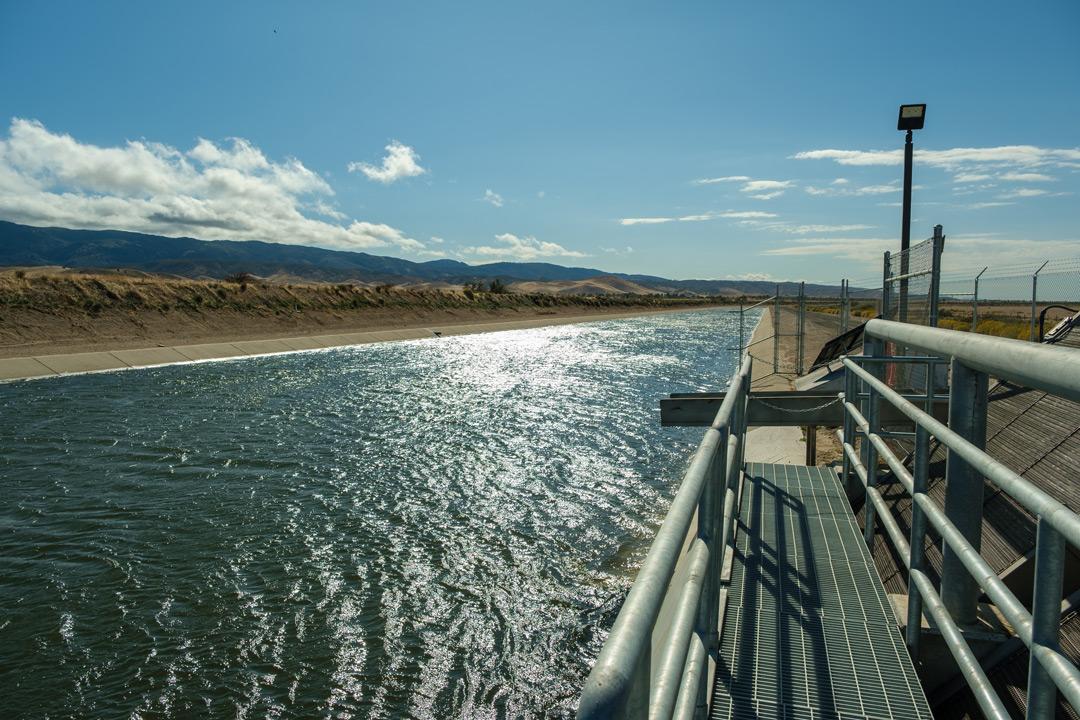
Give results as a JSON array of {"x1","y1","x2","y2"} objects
[
  {"x1": 697, "y1": 426, "x2": 724, "y2": 657},
  {"x1": 1026, "y1": 519, "x2": 1065, "y2": 720},
  {"x1": 905, "y1": 359, "x2": 934, "y2": 656},
  {"x1": 940, "y1": 358, "x2": 990, "y2": 625},
  {"x1": 972, "y1": 267, "x2": 987, "y2": 333},
  {"x1": 841, "y1": 362, "x2": 855, "y2": 494},
  {"x1": 861, "y1": 338, "x2": 883, "y2": 546},
  {"x1": 1030, "y1": 261, "x2": 1049, "y2": 342},
  {"x1": 862, "y1": 385, "x2": 880, "y2": 547}
]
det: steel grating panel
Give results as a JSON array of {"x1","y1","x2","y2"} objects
[{"x1": 711, "y1": 463, "x2": 932, "y2": 720}]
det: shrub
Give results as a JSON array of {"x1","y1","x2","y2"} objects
[{"x1": 14, "y1": 270, "x2": 25, "y2": 279}]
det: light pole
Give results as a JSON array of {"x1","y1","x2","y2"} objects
[{"x1": 897, "y1": 103, "x2": 926, "y2": 323}]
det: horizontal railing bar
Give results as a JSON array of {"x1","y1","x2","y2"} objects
[
  {"x1": 843, "y1": 358, "x2": 1080, "y2": 550},
  {"x1": 840, "y1": 433, "x2": 912, "y2": 560},
  {"x1": 672, "y1": 633, "x2": 707, "y2": 720},
  {"x1": 852, "y1": 420, "x2": 1080, "y2": 710},
  {"x1": 864, "y1": 319, "x2": 1080, "y2": 403},
  {"x1": 651, "y1": 538, "x2": 710, "y2": 718},
  {"x1": 909, "y1": 567, "x2": 1012, "y2": 720},
  {"x1": 579, "y1": 355, "x2": 751, "y2": 718},
  {"x1": 848, "y1": 354, "x2": 949, "y2": 364}
]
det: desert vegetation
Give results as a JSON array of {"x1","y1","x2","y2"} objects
[{"x1": 0, "y1": 268, "x2": 729, "y2": 357}]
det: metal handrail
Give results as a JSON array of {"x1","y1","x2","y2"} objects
[
  {"x1": 865, "y1": 318, "x2": 1080, "y2": 403},
  {"x1": 578, "y1": 354, "x2": 752, "y2": 719},
  {"x1": 840, "y1": 319, "x2": 1080, "y2": 720}
]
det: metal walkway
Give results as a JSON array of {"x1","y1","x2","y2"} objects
[{"x1": 710, "y1": 463, "x2": 932, "y2": 720}]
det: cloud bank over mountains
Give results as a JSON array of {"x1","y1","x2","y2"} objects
[{"x1": 0, "y1": 119, "x2": 424, "y2": 252}]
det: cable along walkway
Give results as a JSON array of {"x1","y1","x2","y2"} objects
[{"x1": 711, "y1": 463, "x2": 931, "y2": 720}]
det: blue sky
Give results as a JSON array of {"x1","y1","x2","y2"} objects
[{"x1": 1, "y1": 1, "x2": 1077, "y2": 282}]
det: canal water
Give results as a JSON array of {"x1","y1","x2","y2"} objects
[{"x1": 0, "y1": 309, "x2": 748, "y2": 718}]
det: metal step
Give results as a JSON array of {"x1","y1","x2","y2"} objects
[{"x1": 710, "y1": 463, "x2": 932, "y2": 720}]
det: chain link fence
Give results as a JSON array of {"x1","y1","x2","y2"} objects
[
  {"x1": 938, "y1": 257, "x2": 1080, "y2": 342},
  {"x1": 736, "y1": 224, "x2": 1079, "y2": 384}
]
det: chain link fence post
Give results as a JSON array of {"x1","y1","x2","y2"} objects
[
  {"x1": 1030, "y1": 260, "x2": 1049, "y2": 342},
  {"x1": 971, "y1": 266, "x2": 987, "y2": 332},
  {"x1": 929, "y1": 225, "x2": 944, "y2": 327},
  {"x1": 882, "y1": 251, "x2": 891, "y2": 319}
]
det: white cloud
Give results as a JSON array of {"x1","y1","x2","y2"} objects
[
  {"x1": 537, "y1": 190, "x2": 545, "y2": 198},
  {"x1": 718, "y1": 211, "x2": 778, "y2": 219},
  {"x1": 740, "y1": 180, "x2": 794, "y2": 200},
  {"x1": 693, "y1": 175, "x2": 750, "y2": 185},
  {"x1": 619, "y1": 217, "x2": 672, "y2": 225},
  {"x1": 482, "y1": 189, "x2": 504, "y2": 207},
  {"x1": 762, "y1": 234, "x2": 1080, "y2": 271},
  {"x1": 761, "y1": 237, "x2": 898, "y2": 264},
  {"x1": 311, "y1": 200, "x2": 346, "y2": 220},
  {"x1": 696, "y1": 175, "x2": 794, "y2": 199},
  {"x1": 831, "y1": 178, "x2": 849, "y2": 185},
  {"x1": 953, "y1": 173, "x2": 993, "y2": 183},
  {"x1": 0, "y1": 118, "x2": 424, "y2": 252},
  {"x1": 999, "y1": 172, "x2": 1053, "y2": 182},
  {"x1": 347, "y1": 141, "x2": 426, "y2": 183},
  {"x1": 792, "y1": 145, "x2": 1080, "y2": 169},
  {"x1": 463, "y1": 232, "x2": 587, "y2": 261},
  {"x1": 742, "y1": 180, "x2": 792, "y2": 192},
  {"x1": 804, "y1": 181, "x2": 906, "y2": 197},
  {"x1": 725, "y1": 272, "x2": 781, "y2": 281},
  {"x1": 429, "y1": 235, "x2": 445, "y2": 244},
  {"x1": 998, "y1": 188, "x2": 1052, "y2": 199},
  {"x1": 964, "y1": 201, "x2": 1015, "y2": 209},
  {"x1": 618, "y1": 209, "x2": 777, "y2": 226},
  {"x1": 776, "y1": 224, "x2": 874, "y2": 234},
  {"x1": 940, "y1": 236, "x2": 1080, "y2": 271}
]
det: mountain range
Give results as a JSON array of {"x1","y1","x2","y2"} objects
[{"x1": 0, "y1": 220, "x2": 844, "y2": 297}]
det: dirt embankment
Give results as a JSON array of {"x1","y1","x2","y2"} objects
[{"x1": 0, "y1": 270, "x2": 729, "y2": 358}]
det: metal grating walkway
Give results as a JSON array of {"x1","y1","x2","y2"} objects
[{"x1": 710, "y1": 463, "x2": 932, "y2": 720}]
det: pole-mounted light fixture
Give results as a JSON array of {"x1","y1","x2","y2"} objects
[
  {"x1": 897, "y1": 103, "x2": 926, "y2": 131},
  {"x1": 897, "y1": 103, "x2": 926, "y2": 323}
]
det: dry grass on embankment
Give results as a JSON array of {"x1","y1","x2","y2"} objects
[
  {"x1": 813, "y1": 300, "x2": 1074, "y2": 341},
  {"x1": 0, "y1": 269, "x2": 727, "y2": 358}
]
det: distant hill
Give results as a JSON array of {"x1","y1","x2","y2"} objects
[
  {"x1": 510, "y1": 275, "x2": 664, "y2": 296},
  {"x1": 0, "y1": 220, "x2": 845, "y2": 296}
]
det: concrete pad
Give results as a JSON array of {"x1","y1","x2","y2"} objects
[
  {"x1": 278, "y1": 336, "x2": 330, "y2": 351},
  {"x1": 110, "y1": 347, "x2": 191, "y2": 368},
  {"x1": 380, "y1": 329, "x2": 431, "y2": 342},
  {"x1": 744, "y1": 426, "x2": 806, "y2": 465},
  {"x1": 229, "y1": 339, "x2": 294, "y2": 355},
  {"x1": 434, "y1": 324, "x2": 476, "y2": 336},
  {"x1": 338, "y1": 331, "x2": 389, "y2": 344},
  {"x1": 0, "y1": 356, "x2": 57, "y2": 380},
  {"x1": 173, "y1": 343, "x2": 245, "y2": 361},
  {"x1": 34, "y1": 352, "x2": 130, "y2": 375}
]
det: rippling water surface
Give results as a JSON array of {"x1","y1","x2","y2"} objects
[{"x1": 0, "y1": 309, "x2": 748, "y2": 718}]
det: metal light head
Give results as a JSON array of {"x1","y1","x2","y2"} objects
[{"x1": 897, "y1": 104, "x2": 926, "y2": 131}]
